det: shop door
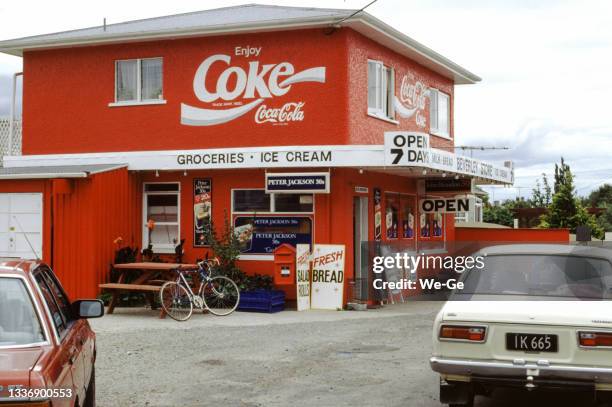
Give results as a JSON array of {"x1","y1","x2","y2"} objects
[
  {"x1": 0, "y1": 193, "x2": 43, "y2": 259},
  {"x1": 352, "y1": 196, "x2": 369, "y2": 301}
]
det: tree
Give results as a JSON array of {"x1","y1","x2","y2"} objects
[
  {"x1": 530, "y1": 173, "x2": 552, "y2": 207},
  {"x1": 539, "y1": 158, "x2": 604, "y2": 239},
  {"x1": 586, "y1": 183, "x2": 612, "y2": 232},
  {"x1": 587, "y1": 183, "x2": 612, "y2": 208},
  {"x1": 482, "y1": 197, "x2": 515, "y2": 227}
]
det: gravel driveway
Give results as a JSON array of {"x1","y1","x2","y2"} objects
[{"x1": 90, "y1": 302, "x2": 602, "y2": 407}]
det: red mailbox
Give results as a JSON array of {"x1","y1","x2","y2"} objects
[{"x1": 273, "y1": 244, "x2": 296, "y2": 286}]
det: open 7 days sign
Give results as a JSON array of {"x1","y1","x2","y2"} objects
[{"x1": 181, "y1": 45, "x2": 326, "y2": 126}]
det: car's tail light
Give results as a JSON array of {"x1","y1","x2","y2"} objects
[
  {"x1": 579, "y1": 331, "x2": 612, "y2": 347},
  {"x1": 440, "y1": 325, "x2": 486, "y2": 342}
]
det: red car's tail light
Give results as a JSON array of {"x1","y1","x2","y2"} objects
[
  {"x1": 579, "y1": 331, "x2": 612, "y2": 347},
  {"x1": 440, "y1": 325, "x2": 486, "y2": 342}
]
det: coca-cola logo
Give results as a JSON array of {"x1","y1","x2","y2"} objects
[
  {"x1": 393, "y1": 74, "x2": 429, "y2": 128},
  {"x1": 181, "y1": 47, "x2": 325, "y2": 126}
]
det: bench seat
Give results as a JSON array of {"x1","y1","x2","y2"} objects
[{"x1": 99, "y1": 283, "x2": 161, "y2": 292}]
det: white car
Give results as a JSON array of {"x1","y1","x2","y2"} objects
[{"x1": 430, "y1": 244, "x2": 612, "y2": 406}]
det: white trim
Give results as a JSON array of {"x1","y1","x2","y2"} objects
[
  {"x1": 367, "y1": 112, "x2": 399, "y2": 125},
  {"x1": 108, "y1": 99, "x2": 167, "y2": 107},
  {"x1": 0, "y1": 172, "x2": 88, "y2": 179},
  {"x1": 4, "y1": 143, "x2": 513, "y2": 184},
  {"x1": 142, "y1": 182, "x2": 181, "y2": 254},
  {"x1": 238, "y1": 254, "x2": 274, "y2": 261}
]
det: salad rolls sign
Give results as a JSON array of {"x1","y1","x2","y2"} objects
[
  {"x1": 233, "y1": 217, "x2": 312, "y2": 254},
  {"x1": 296, "y1": 244, "x2": 312, "y2": 311},
  {"x1": 310, "y1": 244, "x2": 345, "y2": 310},
  {"x1": 193, "y1": 179, "x2": 212, "y2": 247}
]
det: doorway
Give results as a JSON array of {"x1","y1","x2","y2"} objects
[{"x1": 353, "y1": 196, "x2": 369, "y2": 302}]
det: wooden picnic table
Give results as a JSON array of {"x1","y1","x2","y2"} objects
[{"x1": 100, "y1": 262, "x2": 198, "y2": 318}]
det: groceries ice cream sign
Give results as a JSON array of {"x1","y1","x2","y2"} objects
[{"x1": 181, "y1": 46, "x2": 326, "y2": 126}]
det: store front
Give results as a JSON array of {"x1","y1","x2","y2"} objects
[{"x1": 0, "y1": 5, "x2": 513, "y2": 303}]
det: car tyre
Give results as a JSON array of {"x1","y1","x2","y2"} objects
[
  {"x1": 83, "y1": 366, "x2": 95, "y2": 407},
  {"x1": 440, "y1": 379, "x2": 474, "y2": 407}
]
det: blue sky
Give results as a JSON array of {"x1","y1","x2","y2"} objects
[{"x1": 0, "y1": 0, "x2": 611, "y2": 201}]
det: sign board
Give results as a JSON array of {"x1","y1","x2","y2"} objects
[
  {"x1": 424, "y1": 178, "x2": 473, "y2": 194},
  {"x1": 384, "y1": 132, "x2": 514, "y2": 184},
  {"x1": 193, "y1": 179, "x2": 212, "y2": 247},
  {"x1": 234, "y1": 216, "x2": 312, "y2": 254},
  {"x1": 354, "y1": 186, "x2": 369, "y2": 194},
  {"x1": 373, "y1": 188, "x2": 382, "y2": 241},
  {"x1": 181, "y1": 47, "x2": 326, "y2": 127},
  {"x1": 296, "y1": 244, "x2": 311, "y2": 311},
  {"x1": 265, "y1": 172, "x2": 330, "y2": 194},
  {"x1": 310, "y1": 244, "x2": 345, "y2": 310},
  {"x1": 419, "y1": 197, "x2": 472, "y2": 214}
]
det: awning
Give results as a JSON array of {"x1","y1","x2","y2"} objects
[{"x1": 0, "y1": 164, "x2": 127, "y2": 180}]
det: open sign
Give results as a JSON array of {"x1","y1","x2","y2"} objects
[{"x1": 419, "y1": 198, "x2": 471, "y2": 213}]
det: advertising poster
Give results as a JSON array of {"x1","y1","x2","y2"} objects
[
  {"x1": 310, "y1": 244, "x2": 345, "y2": 310},
  {"x1": 374, "y1": 188, "x2": 382, "y2": 241},
  {"x1": 296, "y1": 244, "x2": 311, "y2": 311},
  {"x1": 233, "y1": 216, "x2": 312, "y2": 254},
  {"x1": 193, "y1": 179, "x2": 212, "y2": 247}
]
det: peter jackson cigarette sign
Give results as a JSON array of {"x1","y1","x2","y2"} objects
[{"x1": 193, "y1": 179, "x2": 212, "y2": 247}]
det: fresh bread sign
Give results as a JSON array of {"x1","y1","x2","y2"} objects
[{"x1": 181, "y1": 46, "x2": 326, "y2": 126}]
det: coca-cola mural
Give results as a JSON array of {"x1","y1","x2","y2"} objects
[
  {"x1": 393, "y1": 73, "x2": 430, "y2": 128},
  {"x1": 181, "y1": 45, "x2": 326, "y2": 126}
]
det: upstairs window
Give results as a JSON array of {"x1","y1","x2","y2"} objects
[
  {"x1": 430, "y1": 89, "x2": 450, "y2": 138},
  {"x1": 367, "y1": 60, "x2": 395, "y2": 121},
  {"x1": 115, "y1": 58, "x2": 163, "y2": 104}
]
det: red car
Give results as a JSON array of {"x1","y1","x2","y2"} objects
[{"x1": 0, "y1": 260, "x2": 103, "y2": 407}]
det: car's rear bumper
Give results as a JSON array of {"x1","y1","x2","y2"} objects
[{"x1": 430, "y1": 356, "x2": 612, "y2": 388}]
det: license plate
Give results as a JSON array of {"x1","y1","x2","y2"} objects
[{"x1": 506, "y1": 333, "x2": 558, "y2": 352}]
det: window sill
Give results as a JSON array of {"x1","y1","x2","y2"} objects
[
  {"x1": 429, "y1": 131, "x2": 452, "y2": 140},
  {"x1": 109, "y1": 99, "x2": 167, "y2": 107},
  {"x1": 238, "y1": 254, "x2": 274, "y2": 261},
  {"x1": 367, "y1": 112, "x2": 399, "y2": 125}
]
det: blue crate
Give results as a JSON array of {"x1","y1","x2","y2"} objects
[{"x1": 238, "y1": 290, "x2": 286, "y2": 313}]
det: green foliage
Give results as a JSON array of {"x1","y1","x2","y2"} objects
[
  {"x1": 530, "y1": 173, "x2": 552, "y2": 207},
  {"x1": 204, "y1": 212, "x2": 274, "y2": 291},
  {"x1": 483, "y1": 201, "x2": 514, "y2": 227},
  {"x1": 539, "y1": 158, "x2": 605, "y2": 239},
  {"x1": 587, "y1": 183, "x2": 612, "y2": 208}
]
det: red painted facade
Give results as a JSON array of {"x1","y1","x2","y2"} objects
[{"x1": 7, "y1": 26, "x2": 460, "y2": 301}]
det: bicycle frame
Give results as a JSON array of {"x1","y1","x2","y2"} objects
[{"x1": 172, "y1": 262, "x2": 216, "y2": 309}]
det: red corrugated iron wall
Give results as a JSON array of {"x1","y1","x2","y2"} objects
[{"x1": 52, "y1": 168, "x2": 138, "y2": 299}]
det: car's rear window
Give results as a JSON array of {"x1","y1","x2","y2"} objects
[
  {"x1": 0, "y1": 277, "x2": 46, "y2": 346},
  {"x1": 461, "y1": 254, "x2": 612, "y2": 300}
]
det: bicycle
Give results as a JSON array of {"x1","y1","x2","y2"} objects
[{"x1": 159, "y1": 258, "x2": 240, "y2": 321}]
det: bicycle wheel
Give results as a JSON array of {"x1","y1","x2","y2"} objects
[
  {"x1": 159, "y1": 281, "x2": 193, "y2": 321},
  {"x1": 201, "y1": 276, "x2": 240, "y2": 316}
]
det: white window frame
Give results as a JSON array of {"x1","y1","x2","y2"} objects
[
  {"x1": 429, "y1": 88, "x2": 451, "y2": 139},
  {"x1": 231, "y1": 189, "x2": 315, "y2": 215},
  {"x1": 142, "y1": 182, "x2": 180, "y2": 254},
  {"x1": 367, "y1": 60, "x2": 397, "y2": 123},
  {"x1": 110, "y1": 57, "x2": 166, "y2": 107}
]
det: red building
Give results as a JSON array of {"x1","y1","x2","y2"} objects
[{"x1": 0, "y1": 4, "x2": 513, "y2": 301}]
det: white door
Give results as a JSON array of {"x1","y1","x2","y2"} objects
[{"x1": 0, "y1": 193, "x2": 43, "y2": 259}]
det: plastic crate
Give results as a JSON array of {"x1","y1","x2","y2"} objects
[{"x1": 238, "y1": 290, "x2": 286, "y2": 313}]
